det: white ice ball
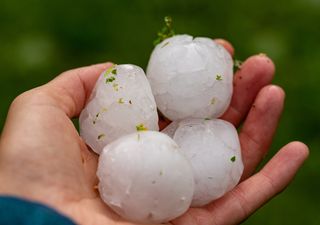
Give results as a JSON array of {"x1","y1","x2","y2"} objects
[
  {"x1": 97, "y1": 131, "x2": 194, "y2": 224},
  {"x1": 147, "y1": 34, "x2": 233, "y2": 121},
  {"x1": 163, "y1": 118, "x2": 243, "y2": 207},
  {"x1": 79, "y1": 64, "x2": 159, "y2": 154}
]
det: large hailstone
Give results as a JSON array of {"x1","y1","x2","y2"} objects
[
  {"x1": 97, "y1": 131, "x2": 194, "y2": 224},
  {"x1": 147, "y1": 34, "x2": 233, "y2": 121},
  {"x1": 162, "y1": 118, "x2": 243, "y2": 207},
  {"x1": 79, "y1": 64, "x2": 159, "y2": 154}
]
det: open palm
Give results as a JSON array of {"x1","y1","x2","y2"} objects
[{"x1": 0, "y1": 40, "x2": 308, "y2": 225}]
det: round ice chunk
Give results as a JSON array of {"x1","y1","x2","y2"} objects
[
  {"x1": 79, "y1": 64, "x2": 159, "y2": 154},
  {"x1": 169, "y1": 118, "x2": 243, "y2": 207},
  {"x1": 147, "y1": 34, "x2": 233, "y2": 121},
  {"x1": 97, "y1": 131, "x2": 194, "y2": 224},
  {"x1": 161, "y1": 120, "x2": 179, "y2": 138}
]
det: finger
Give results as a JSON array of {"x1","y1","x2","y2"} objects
[
  {"x1": 44, "y1": 62, "x2": 113, "y2": 118},
  {"x1": 2, "y1": 62, "x2": 112, "y2": 145},
  {"x1": 158, "y1": 110, "x2": 171, "y2": 130},
  {"x1": 239, "y1": 85, "x2": 285, "y2": 180},
  {"x1": 207, "y1": 141, "x2": 309, "y2": 225},
  {"x1": 220, "y1": 54, "x2": 275, "y2": 127},
  {"x1": 214, "y1": 39, "x2": 235, "y2": 57},
  {"x1": 0, "y1": 63, "x2": 112, "y2": 200},
  {"x1": 172, "y1": 142, "x2": 309, "y2": 225}
]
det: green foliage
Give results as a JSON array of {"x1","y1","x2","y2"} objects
[
  {"x1": 97, "y1": 133, "x2": 105, "y2": 140},
  {"x1": 216, "y1": 74, "x2": 222, "y2": 81},
  {"x1": 234, "y1": 59, "x2": 243, "y2": 71},
  {"x1": 153, "y1": 16, "x2": 175, "y2": 46},
  {"x1": 106, "y1": 76, "x2": 116, "y2": 83},
  {"x1": 136, "y1": 123, "x2": 148, "y2": 131}
]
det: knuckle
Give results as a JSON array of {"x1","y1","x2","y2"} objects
[{"x1": 10, "y1": 88, "x2": 47, "y2": 109}]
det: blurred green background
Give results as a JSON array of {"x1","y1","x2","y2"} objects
[{"x1": 1, "y1": 0, "x2": 319, "y2": 224}]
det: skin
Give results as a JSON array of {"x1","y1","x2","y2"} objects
[{"x1": 0, "y1": 40, "x2": 309, "y2": 225}]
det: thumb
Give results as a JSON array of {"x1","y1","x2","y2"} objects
[{"x1": 42, "y1": 62, "x2": 114, "y2": 118}]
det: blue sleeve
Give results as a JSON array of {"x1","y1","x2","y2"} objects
[{"x1": 0, "y1": 196, "x2": 76, "y2": 225}]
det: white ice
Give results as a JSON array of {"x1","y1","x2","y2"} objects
[
  {"x1": 97, "y1": 131, "x2": 194, "y2": 224},
  {"x1": 169, "y1": 118, "x2": 244, "y2": 207},
  {"x1": 79, "y1": 64, "x2": 159, "y2": 154},
  {"x1": 147, "y1": 35, "x2": 233, "y2": 121}
]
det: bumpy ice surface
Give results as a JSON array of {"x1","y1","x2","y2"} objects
[
  {"x1": 79, "y1": 64, "x2": 159, "y2": 154},
  {"x1": 163, "y1": 118, "x2": 243, "y2": 207},
  {"x1": 147, "y1": 34, "x2": 233, "y2": 121},
  {"x1": 97, "y1": 131, "x2": 194, "y2": 224}
]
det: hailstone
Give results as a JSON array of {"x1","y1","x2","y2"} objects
[
  {"x1": 147, "y1": 34, "x2": 233, "y2": 121},
  {"x1": 79, "y1": 64, "x2": 159, "y2": 154},
  {"x1": 163, "y1": 118, "x2": 243, "y2": 207},
  {"x1": 97, "y1": 131, "x2": 194, "y2": 224}
]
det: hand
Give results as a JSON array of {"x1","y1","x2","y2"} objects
[
  {"x1": 0, "y1": 40, "x2": 308, "y2": 225},
  {"x1": 172, "y1": 40, "x2": 309, "y2": 225}
]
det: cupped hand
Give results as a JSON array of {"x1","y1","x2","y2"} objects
[{"x1": 0, "y1": 40, "x2": 308, "y2": 225}]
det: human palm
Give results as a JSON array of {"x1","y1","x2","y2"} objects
[{"x1": 0, "y1": 40, "x2": 308, "y2": 225}]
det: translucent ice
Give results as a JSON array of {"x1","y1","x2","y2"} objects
[
  {"x1": 147, "y1": 34, "x2": 233, "y2": 121},
  {"x1": 97, "y1": 131, "x2": 194, "y2": 224},
  {"x1": 166, "y1": 118, "x2": 243, "y2": 207},
  {"x1": 79, "y1": 64, "x2": 159, "y2": 154}
]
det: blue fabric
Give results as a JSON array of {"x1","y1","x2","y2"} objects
[{"x1": 0, "y1": 196, "x2": 76, "y2": 225}]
